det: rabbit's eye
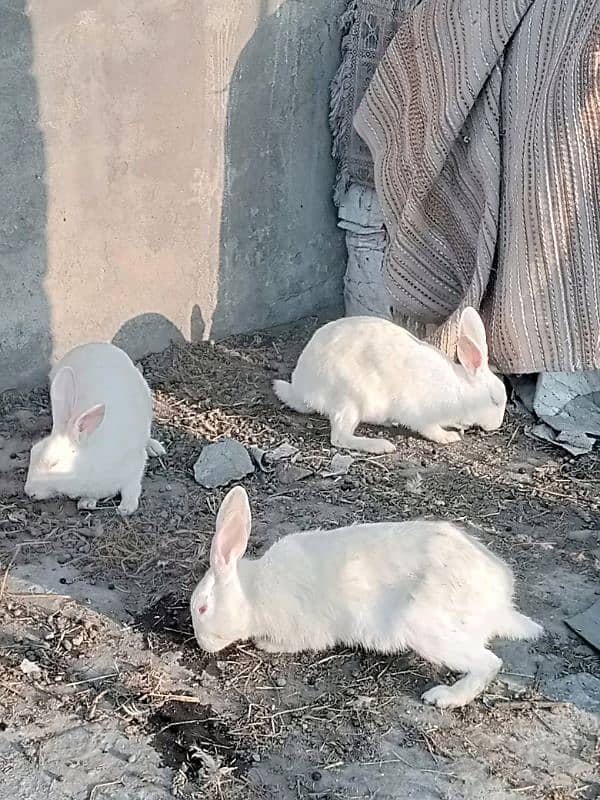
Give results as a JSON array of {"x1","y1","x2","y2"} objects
[{"x1": 198, "y1": 605, "x2": 208, "y2": 615}]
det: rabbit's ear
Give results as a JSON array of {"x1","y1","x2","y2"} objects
[
  {"x1": 71, "y1": 404, "x2": 105, "y2": 443},
  {"x1": 211, "y1": 486, "x2": 251, "y2": 574},
  {"x1": 457, "y1": 307, "x2": 488, "y2": 375},
  {"x1": 50, "y1": 367, "x2": 77, "y2": 430}
]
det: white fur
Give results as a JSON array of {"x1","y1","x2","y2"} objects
[
  {"x1": 191, "y1": 487, "x2": 542, "y2": 708},
  {"x1": 273, "y1": 308, "x2": 507, "y2": 453},
  {"x1": 24, "y1": 342, "x2": 164, "y2": 515}
]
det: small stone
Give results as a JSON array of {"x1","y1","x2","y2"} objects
[
  {"x1": 251, "y1": 752, "x2": 261, "y2": 763},
  {"x1": 127, "y1": 754, "x2": 137, "y2": 764},
  {"x1": 72, "y1": 635, "x2": 83, "y2": 647},
  {"x1": 567, "y1": 529, "x2": 598, "y2": 542},
  {"x1": 108, "y1": 583, "x2": 115, "y2": 591},
  {"x1": 19, "y1": 658, "x2": 42, "y2": 677},
  {"x1": 311, "y1": 771, "x2": 322, "y2": 782},
  {"x1": 322, "y1": 453, "x2": 354, "y2": 478},
  {"x1": 268, "y1": 443, "x2": 299, "y2": 462},
  {"x1": 62, "y1": 640, "x2": 72, "y2": 651},
  {"x1": 193, "y1": 438, "x2": 254, "y2": 488},
  {"x1": 275, "y1": 462, "x2": 312, "y2": 484},
  {"x1": 275, "y1": 676, "x2": 287, "y2": 688},
  {"x1": 541, "y1": 673, "x2": 600, "y2": 712}
]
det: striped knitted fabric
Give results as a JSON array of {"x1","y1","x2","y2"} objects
[{"x1": 354, "y1": 0, "x2": 600, "y2": 374}]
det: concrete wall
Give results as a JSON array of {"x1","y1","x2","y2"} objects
[{"x1": 0, "y1": 0, "x2": 345, "y2": 388}]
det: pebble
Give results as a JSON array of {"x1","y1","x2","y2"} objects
[
  {"x1": 193, "y1": 438, "x2": 254, "y2": 488},
  {"x1": 566, "y1": 529, "x2": 597, "y2": 542},
  {"x1": 275, "y1": 676, "x2": 287, "y2": 688},
  {"x1": 311, "y1": 771, "x2": 322, "y2": 782}
]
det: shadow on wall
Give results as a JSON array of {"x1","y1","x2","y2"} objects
[
  {"x1": 0, "y1": 1, "x2": 49, "y2": 389},
  {"x1": 111, "y1": 307, "x2": 206, "y2": 364},
  {"x1": 211, "y1": 0, "x2": 346, "y2": 339},
  {"x1": 112, "y1": 313, "x2": 186, "y2": 362}
]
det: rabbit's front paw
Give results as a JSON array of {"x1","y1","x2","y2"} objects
[
  {"x1": 118, "y1": 499, "x2": 139, "y2": 516},
  {"x1": 420, "y1": 425, "x2": 462, "y2": 445},
  {"x1": 370, "y1": 438, "x2": 396, "y2": 454},
  {"x1": 118, "y1": 479, "x2": 141, "y2": 516},
  {"x1": 421, "y1": 684, "x2": 465, "y2": 708}
]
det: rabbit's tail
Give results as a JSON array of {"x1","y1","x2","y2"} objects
[
  {"x1": 272, "y1": 380, "x2": 311, "y2": 414},
  {"x1": 494, "y1": 609, "x2": 543, "y2": 641}
]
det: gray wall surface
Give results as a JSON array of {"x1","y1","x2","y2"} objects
[{"x1": 0, "y1": 0, "x2": 345, "y2": 388}]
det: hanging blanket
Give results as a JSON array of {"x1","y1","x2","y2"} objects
[
  {"x1": 330, "y1": 0, "x2": 410, "y2": 203},
  {"x1": 353, "y1": 0, "x2": 600, "y2": 373}
]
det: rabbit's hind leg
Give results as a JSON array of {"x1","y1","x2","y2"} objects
[
  {"x1": 329, "y1": 405, "x2": 395, "y2": 454},
  {"x1": 420, "y1": 641, "x2": 501, "y2": 708}
]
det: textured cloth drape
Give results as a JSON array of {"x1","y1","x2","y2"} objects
[{"x1": 353, "y1": 0, "x2": 600, "y2": 373}]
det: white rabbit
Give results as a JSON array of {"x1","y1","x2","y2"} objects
[
  {"x1": 273, "y1": 308, "x2": 506, "y2": 454},
  {"x1": 190, "y1": 487, "x2": 542, "y2": 708},
  {"x1": 24, "y1": 342, "x2": 165, "y2": 515}
]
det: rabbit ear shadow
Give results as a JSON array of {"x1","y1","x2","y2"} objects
[{"x1": 111, "y1": 313, "x2": 186, "y2": 362}]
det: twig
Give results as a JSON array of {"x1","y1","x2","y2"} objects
[
  {"x1": 89, "y1": 780, "x2": 123, "y2": 799},
  {"x1": 7, "y1": 592, "x2": 71, "y2": 599},
  {"x1": 156, "y1": 719, "x2": 204, "y2": 736},
  {"x1": 533, "y1": 709, "x2": 555, "y2": 733},
  {"x1": 357, "y1": 751, "x2": 455, "y2": 777},
  {"x1": 0, "y1": 541, "x2": 52, "y2": 602},
  {"x1": 507, "y1": 425, "x2": 522, "y2": 448},
  {"x1": 64, "y1": 673, "x2": 119, "y2": 688},
  {"x1": 149, "y1": 692, "x2": 203, "y2": 704},
  {"x1": 88, "y1": 689, "x2": 110, "y2": 721}
]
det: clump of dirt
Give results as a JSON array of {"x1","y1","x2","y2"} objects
[
  {"x1": 149, "y1": 701, "x2": 251, "y2": 798},
  {"x1": 136, "y1": 593, "x2": 192, "y2": 646}
]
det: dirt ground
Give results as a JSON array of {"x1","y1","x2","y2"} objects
[{"x1": 0, "y1": 317, "x2": 599, "y2": 800}]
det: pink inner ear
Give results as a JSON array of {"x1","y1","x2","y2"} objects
[
  {"x1": 77, "y1": 404, "x2": 105, "y2": 435},
  {"x1": 468, "y1": 346, "x2": 483, "y2": 370},
  {"x1": 213, "y1": 512, "x2": 248, "y2": 568},
  {"x1": 458, "y1": 335, "x2": 483, "y2": 371},
  {"x1": 198, "y1": 605, "x2": 207, "y2": 615}
]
